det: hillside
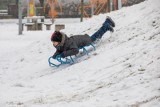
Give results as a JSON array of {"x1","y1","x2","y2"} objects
[{"x1": 0, "y1": 0, "x2": 160, "y2": 107}]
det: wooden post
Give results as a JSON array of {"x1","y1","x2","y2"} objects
[
  {"x1": 118, "y1": 0, "x2": 122, "y2": 9},
  {"x1": 116, "y1": 0, "x2": 118, "y2": 10},
  {"x1": 39, "y1": 0, "x2": 44, "y2": 22},
  {"x1": 110, "y1": 0, "x2": 113, "y2": 11},
  {"x1": 91, "y1": 3, "x2": 94, "y2": 17},
  {"x1": 108, "y1": 0, "x2": 111, "y2": 12},
  {"x1": 18, "y1": 0, "x2": 22, "y2": 35},
  {"x1": 80, "y1": 0, "x2": 84, "y2": 22}
]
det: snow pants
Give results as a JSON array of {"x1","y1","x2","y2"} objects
[{"x1": 90, "y1": 19, "x2": 112, "y2": 42}]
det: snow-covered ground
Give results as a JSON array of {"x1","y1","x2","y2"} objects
[{"x1": 0, "y1": 0, "x2": 160, "y2": 107}]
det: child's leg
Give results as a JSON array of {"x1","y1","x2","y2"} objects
[{"x1": 90, "y1": 20, "x2": 113, "y2": 42}]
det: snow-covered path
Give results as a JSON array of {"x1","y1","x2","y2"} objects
[{"x1": 0, "y1": 0, "x2": 160, "y2": 107}]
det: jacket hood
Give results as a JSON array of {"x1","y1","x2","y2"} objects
[{"x1": 59, "y1": 32, "x2": 68, "y2": 46}]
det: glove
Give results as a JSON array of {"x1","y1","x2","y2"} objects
[
  {"x1": 61, "y1": 53, "x2": 65, "y2": 58},
  {"x1": 53, "y1": 53, "x2": 65, "y2": 59},
  {"x1": 52, "y1": 54, "x2": 57, "y2": 59}
]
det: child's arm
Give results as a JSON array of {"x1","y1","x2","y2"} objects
[{"x1": 52, "y1": 50, "x2": 61, "y2": 59}]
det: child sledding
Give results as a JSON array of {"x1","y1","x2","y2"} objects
[{"x1": 48, "y1": 16, "x2": 115, "y2": 67}]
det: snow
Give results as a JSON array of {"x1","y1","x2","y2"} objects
[{"x1": 0, "y1": 0, "x2": 160, "y2": 107}]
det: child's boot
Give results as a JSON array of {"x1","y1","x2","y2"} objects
[{"x1": 106, "y1": 16, "x2": 115, "y2": 27}]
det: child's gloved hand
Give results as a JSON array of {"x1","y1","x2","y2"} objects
[
  {"x1": 60, "y1": 53, "x2": 65, "y2": 58},
  {"x1": 52, "y1": 54, "x2": 57, "y2": 59},
  {"x1": 52, "y1": 52, "x2": 65, "y2": 59},
  {"x1": 53, "y1": 53, "x2": 65, "y2": 59}
]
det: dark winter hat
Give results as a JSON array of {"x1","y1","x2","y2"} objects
[{"x1": 51, "y1": 31, "x2": 62, "y2": 42}]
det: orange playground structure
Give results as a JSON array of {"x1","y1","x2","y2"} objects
[
  {"x1": 44, "y1": 0, "x2": 121, "y2": 18},
  {"x1": 44, "y1": 0, "x2": 62, "y2": 19},
  {"x1": 82, "y1": 0, "x2": 108, "y2": 18}
]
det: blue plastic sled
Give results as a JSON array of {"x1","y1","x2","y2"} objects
[{"x1": 48, "y1": 43, "x2": 96, "y2": 67}]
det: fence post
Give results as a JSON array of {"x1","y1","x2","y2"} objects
[
  {"x1": 110, "y1": 0, "x2": 113, "y2": 11},
  {"x1": 91, "y1": 3, "x2": 94, "y2": 17},
  {"x1": 118, "y1": 0, "x2": 122, "y2": 9},
  {"x1": 18, "y1": 0, "x2": 22, "y2": 35},
  {"x1": 80, "y1": 0, "x2": 84, "y2": 22},
  {"x1": 108, "y1": 0, "x2": 110, "y2": 12}
]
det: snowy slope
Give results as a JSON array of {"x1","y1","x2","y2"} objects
[{"x1": 0, "y1": 0, "x2": 160, "y2": 107}]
